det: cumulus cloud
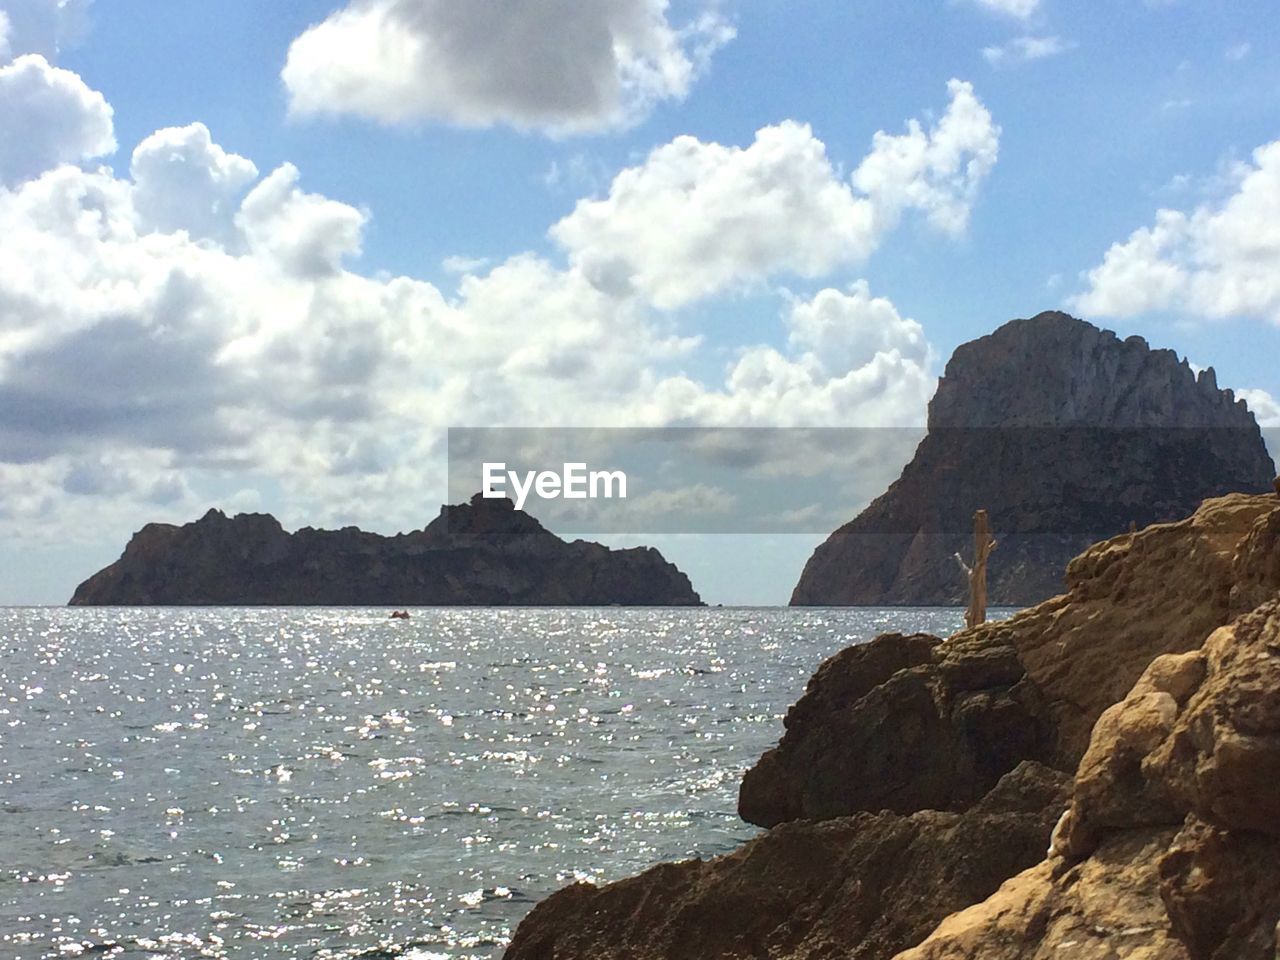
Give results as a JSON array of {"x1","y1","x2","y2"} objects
[
  {"x1": 787, "y1": 281, "x2": 930, "y2": 379},
  {"x1": 237, "y1": 164, "x2": 367, "y2": 277},
  {"x1": 131, "y1": 123, "x2": 258, "y2": 243},
  {"x1": 0, "y1": 53, "x2": 114, "y2": 184},
  {"x1": 982, "y1": 35, "x2": 1073, "y2": 66},
  {"x1": 0, "y1": 11, "x2": 12, "y2": 61},
  {"x1": 0, "y1": 63, "x2": 963, "y2": 552},
  {"x1": 552, "y1": 80, "x2": 999, "y2": 308},
  {"x1": 1074, "y1": 140, "x2": 1280, "y2": 323},
  {"x1": 281, "y1": 0, "x2": 735, "y2": 135},
  {"x1": 851, "y1": 79, "x2": 1000, "y2": 237},
  {"x1": 1237, "y1": 389, "x2": 1280, "y2": 427}
]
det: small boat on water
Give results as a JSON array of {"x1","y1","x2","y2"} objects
[{"x1": 389, "y1": 610, "x2": 411, "y2": 620}]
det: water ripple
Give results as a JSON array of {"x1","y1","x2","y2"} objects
[{"x1": 0, "y1": 606, "x2": 966, "y2": 958}]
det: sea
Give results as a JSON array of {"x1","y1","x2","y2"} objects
[{"x1": 0, "y1": 606, "x2": 973, "y2": 960}]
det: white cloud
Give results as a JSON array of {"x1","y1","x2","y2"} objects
[
  {"x1": 131, "y1": 123, "x2": 258, "y2": 244},
  {"x1": 643, "y1": 283, "x2": 935, "y2": 428},
  {"x1": 551, "y1": 120, "x2": 876, "y2": 308},
  {"x1": 852, "y1": 79, "x2": 1000, "y2": 237},
  {"x1": 787, "y1": 281, "x2": 930, "y2": 379},
  {"x1": 552, "y1": 80, "x2": 999, "y2": 308},
  {"x1": 281, "y1": 0, "x2": 735, "y2": 135},
  {"x1": 969, "y1": 0, "x2": 1039, "y2": 19},
  {"x1": 0, "y1": 0, "x2": 93, "y2": 61},
  {"x1": 0, "y1": 53, "x2": 114, "y2": 185},
  {"x1": 0, "y1": 63, "x2": 953, "y2": 552},
  {"x1": 236, "y1": 164, "x2": 367, "y2": 277},
  {"x1": 1074, "y1": 140, "x2": 1280, "y2": 323},
  {"x1": 1226, "y1": 42, "x2": 1251, "y2": 62},
  {"x1": 0, "y1": 11, "x2": 12, "y2": 61},
  {"x1": 1237, "y1": 388, "x2": 1280, "y2": 427},
  {"x1": 982, "y1": 35, "x2": 1073, "y2": 66},
  {"x1": 441, "y1": 254, "x2": 490, "y2": 275}
]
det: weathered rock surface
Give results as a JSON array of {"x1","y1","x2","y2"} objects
[
  {"x1": 504, "y1": 762, "x2": 1069, "y2": 960},
  {"x1": 738, "y1": 631, "x2": 1051, "y2": 827},
  {"x1": 894, "y1": 828, "x2": 1191, "y2": 960},
  {"x1": 69, "y1": 494, "x2": 702, "y2": 606},
  {"x1": 505, "y1": 492, "x2": 1280, "y2": 960},
  {"x1": 898, "y1": 599, "x2": 1280, "y2": 960},
  {"x1": 791, "y1": 312, "x2": 1274, "y2": 607},
  {"x1": 743, "y1": 494, "x2": 1280, "y2": 828}
]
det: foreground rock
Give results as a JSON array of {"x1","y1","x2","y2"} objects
[
  {"x1": 742, "y1": 493, "x2": 1280, "y2": 827},
  {"x1": 504, "y1": 490, "x2": 1280, "y2": 959},
  {"x1": 791, "y1": 312, "x2": 1274, "y2": 607},
  {"x1": 506, "y1": 763, "x2": 1068, "y2": 960},
  {"x1": 738, "y1": 631, "x2": 1051, "y2": 826},
  {"x1": 898, "y1": 598, "x2": 1280, "y2": 960},
  {"x1": 69, "y1": 494, "x2": 702, "y2": 606}
]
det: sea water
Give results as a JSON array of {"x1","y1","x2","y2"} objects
[{"x1": 0, "y1": 606, "x2": 971, "y2": 959}]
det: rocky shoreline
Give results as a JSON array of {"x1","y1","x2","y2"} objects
[{"x1": 505, "y1": 490, "x2": 1280, "y2": 960}]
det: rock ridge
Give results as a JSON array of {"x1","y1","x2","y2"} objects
[
  {"x1": 69, "y1": 493, "x2": 703, "y2": 606},
  {"x1": 505, "y1": 490, "x2": 1280, "y2": 959},
  {"x1": 791, "y1": 312, "x2": 1274, "y2": 606}
]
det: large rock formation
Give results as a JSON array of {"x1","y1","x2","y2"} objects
[
  {"x1": 791, "y1": 312, "x2": 1274, "y2": 606},
  {"x1": 505, "y1": 762, "x2": 1069, "y2": 960},
  {"x1": 743, "y1": 493, "x2": 1278, "y2": 827},
  {"x1": 504, "y1": 490, "x2": 1280, "y2": 959},
  {"x1": 69, "y1": 494, "x2": 702, "y2": 606},
  {"x1": 899, "y1": 598, "x2": 1280, "y2": 960}
]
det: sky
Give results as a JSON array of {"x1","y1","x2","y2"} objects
[{"x1": 1, "y1": 0, "x2": 1279, "y2": 606}]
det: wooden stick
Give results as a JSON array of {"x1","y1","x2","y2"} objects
[{"x1": 965, "y1": 509, "x2": 997, "y2": 629}]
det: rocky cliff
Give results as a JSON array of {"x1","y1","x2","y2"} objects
[
  {"x1": 68, "y1": 494, "x2": 702, "y2": 606},
  {"x1": 791, "y1": 312, "x2": 1275, "y2": 606},
  {"x1": 504, "y1": 490, "x2": 1280, "y2": 959}
]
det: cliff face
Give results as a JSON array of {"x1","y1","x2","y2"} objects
[
  {"x1": 742, "y1": 493, "x2": 1276, "y2": 828},
  {"x1": 791, "y1": 312, "x2": 1275, "y2": 606},
  {"x1": 68, "y1": 494, "x2": 702, "y2": 606},
  {"x1": 901, "y1": 598, "x2": 1280, "y2": 960},
  {"x1": 504, "y1": 491, "x2": 1280, "y2": 960},
  {"x1": 506, "y1": 762, "x2": 1069, "y2": 960}
]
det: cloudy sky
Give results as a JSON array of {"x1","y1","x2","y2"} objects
[{"x1": 2, "y1": 0, "x2": 1279, "y2": 605}]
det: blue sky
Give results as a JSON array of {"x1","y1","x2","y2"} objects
[{"x1": 1, "y1": 0, "x2": 1279, "y2": 604}]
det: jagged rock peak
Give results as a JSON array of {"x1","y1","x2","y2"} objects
[
  {"x1": 790, "y1": 311, "x2": 1275, "y2": 606},
  {"x1": 928, "y1": 312, "x2": 1256, "y2": 428}
]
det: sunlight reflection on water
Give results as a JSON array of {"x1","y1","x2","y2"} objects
[{"x1": 0, "y1": 605, "x2": 970, "y2": 959}]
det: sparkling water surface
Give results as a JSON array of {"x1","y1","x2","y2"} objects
[{"x1": 0, "y1": 606, "x2": 970, "y2": 960}]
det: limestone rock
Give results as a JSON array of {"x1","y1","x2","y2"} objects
[
  {"x1": 508, "y1": 496, "x2": 1280, "y2": 960},
  {"x1": 742, "y1": 495, "x2": 1280, "y2": 828},
  {"x1": 738, "y1": 632, "x2": 1051, "y2": 827},
  {"x1": 792, "y1": 312, "x2": 1274, "y2": 607},
  {"x1": 505, "y1": 763, "x2": 1069, "y2": 960},
  {"x1": 956, "y1": 492, "x2": 1279, "y2": 766},
  {"x1": 903, "y1": 600, "x2": 1280, "y2": 960},
  {"x1": 1061, "y1": 598, "x2": 1280, "y2": 856},
  {"x1": 895, "y1": 829, "x2": 1191, "y2": 960},
  {"x1": 68, "y1": 493, "x2": 702, "y2": 606}
]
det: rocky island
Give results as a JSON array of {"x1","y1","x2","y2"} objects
[
  {"x1": 505, "y1": 490, "x2": 1280, "y2": 960},
  {"x1": 68, "y1": 493, "x2": 702, "y2": 606},
  {"x1": 791, "y1": 312, "x2": 1275, "y2": 606}
]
